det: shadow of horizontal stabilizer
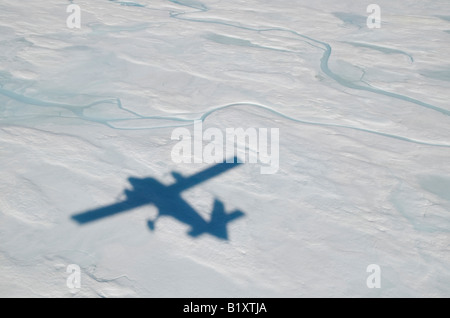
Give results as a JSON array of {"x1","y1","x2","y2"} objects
[{"x1": 71, "y1": 158, "x2": 244, "y2": 240}]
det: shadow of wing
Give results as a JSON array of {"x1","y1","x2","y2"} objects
[{"x1": 71, "y1": 200, "x2": 142, "y2": 224}]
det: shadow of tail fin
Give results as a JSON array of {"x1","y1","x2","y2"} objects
[{"x1": 189, "y1": 199, "x2": 244, "y2": 240}]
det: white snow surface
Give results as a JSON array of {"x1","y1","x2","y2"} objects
[{"x1": 0, "y1": 0, "x2": 449, "y2": 297}]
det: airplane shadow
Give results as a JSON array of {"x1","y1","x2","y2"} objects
[{"x1": 71, "y1": 159, "x2": 245, "y2": 240}]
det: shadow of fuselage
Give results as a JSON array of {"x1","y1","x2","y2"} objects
[{"x1": 71, "y1": 159, "x2": 244, "y2": 240}]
